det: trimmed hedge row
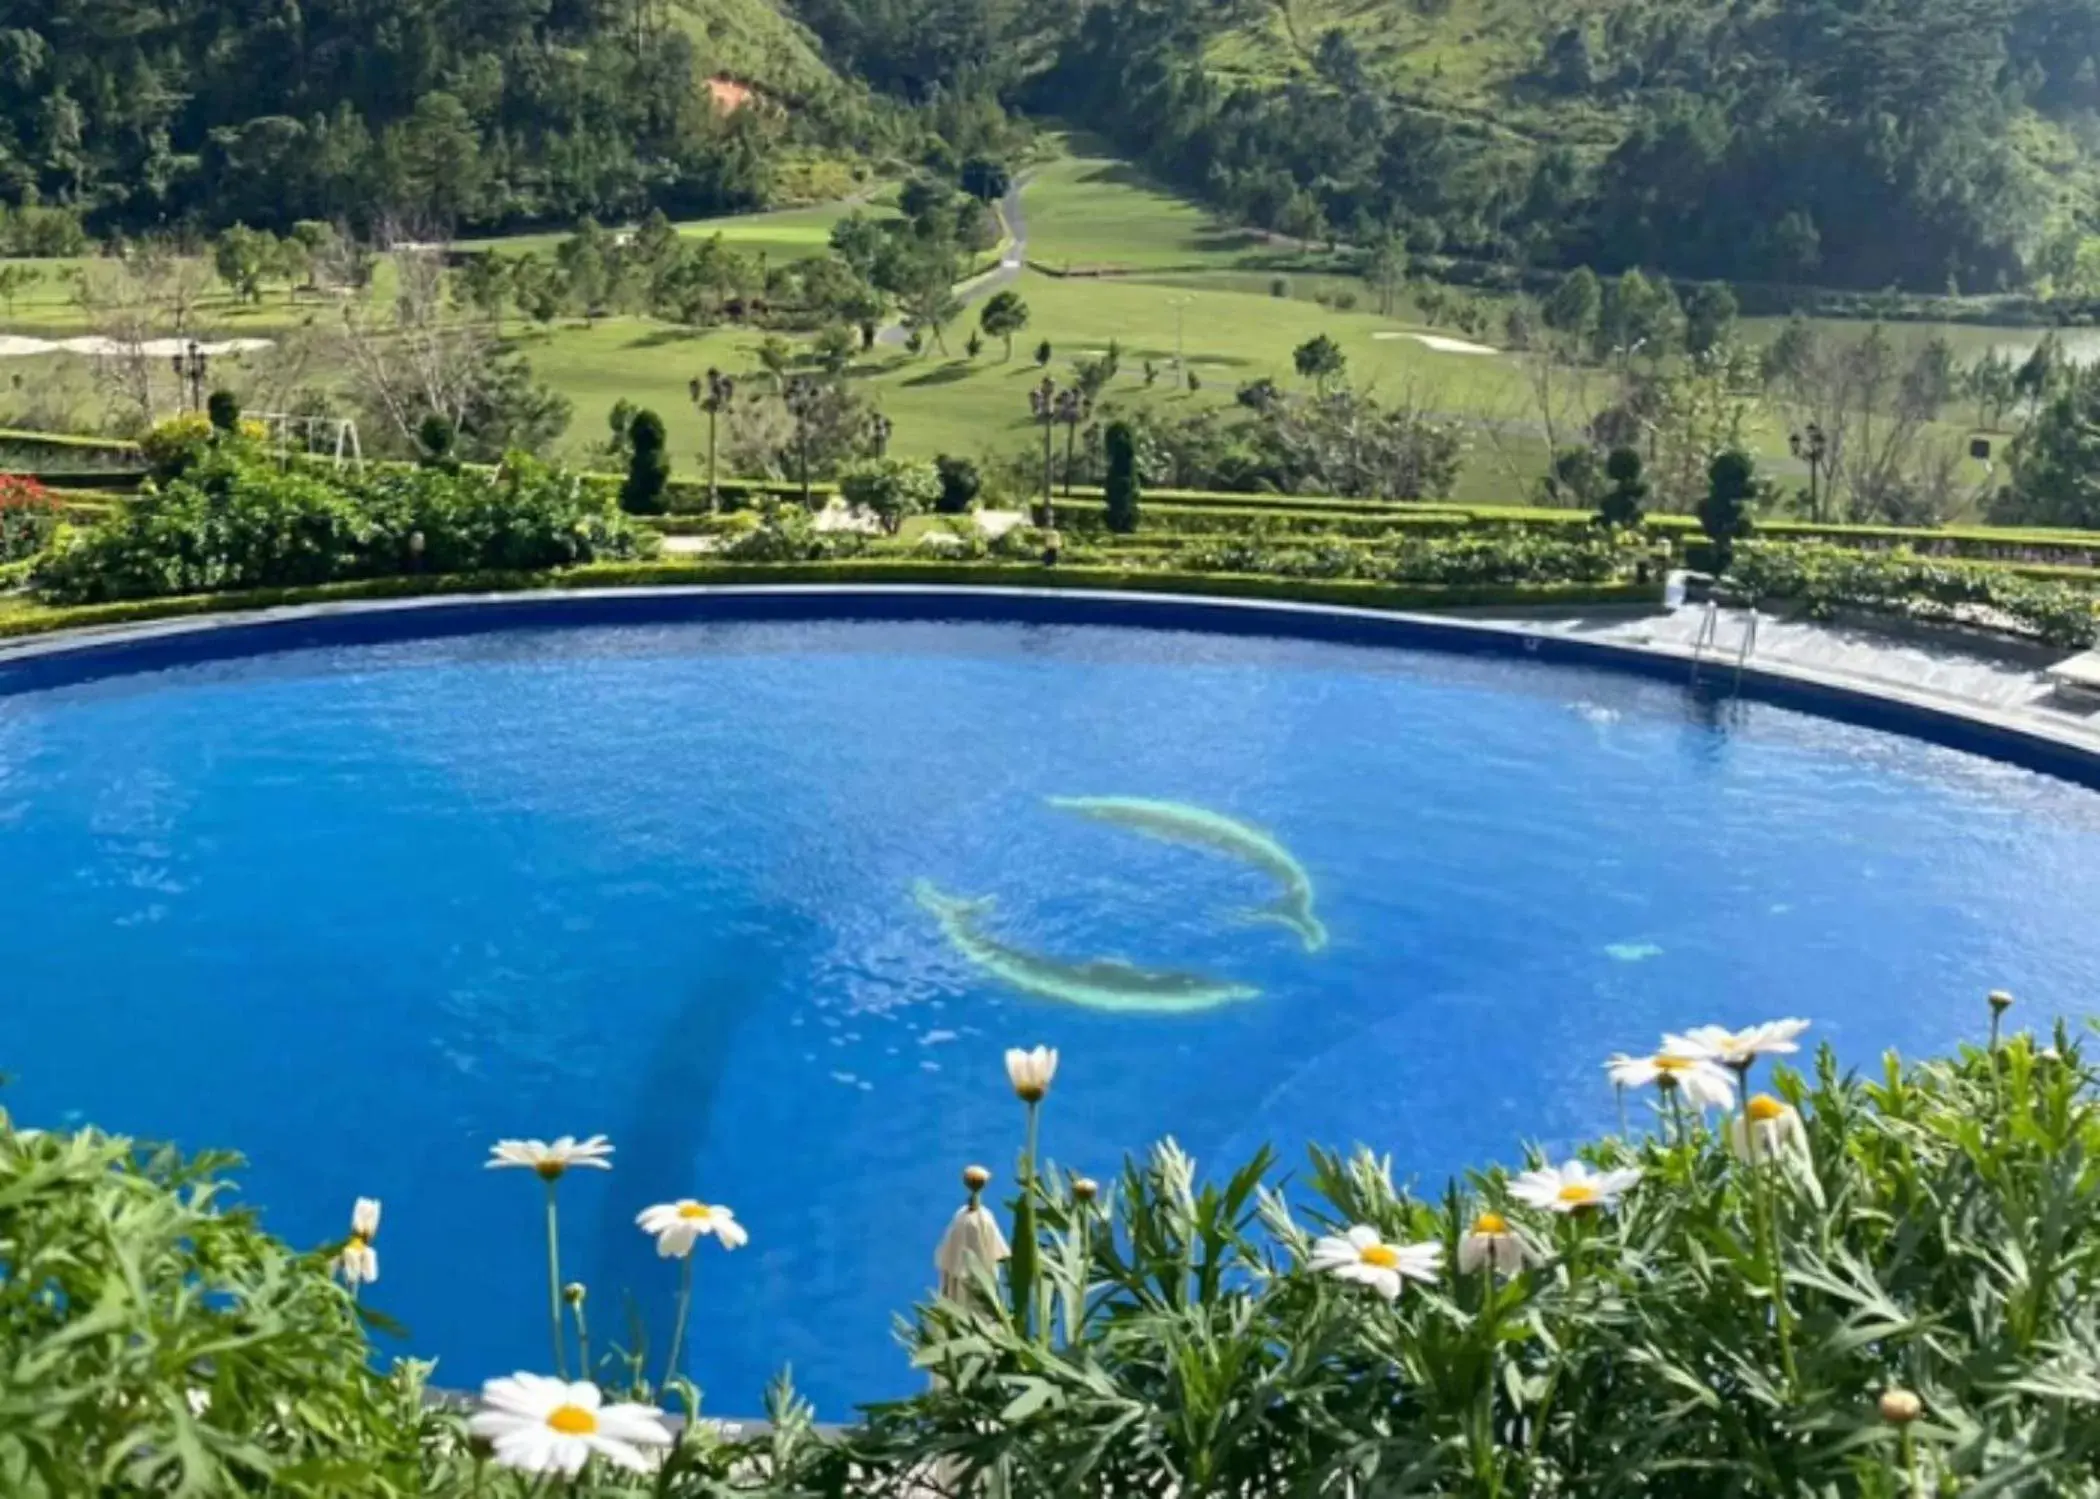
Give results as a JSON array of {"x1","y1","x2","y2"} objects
[
  {"x1": 0, "y1": 560, "x2": 1661, "y2": 644},
  {"x1": 1728, "y1": 542, "x2": 2100, "y2": 646}
]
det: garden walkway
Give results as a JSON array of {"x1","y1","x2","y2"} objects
[{"x1": 1500, "y1": 601, "x2": 2100, "y2": 757}]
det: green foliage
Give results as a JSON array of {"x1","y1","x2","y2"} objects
[
  {"x1": 1175, "y1": 530, "x2": 1634, "y2": 587},
  {"x1": 1102, "y1": 420, "x2": 1141, "y2": 534},
  {"x1": 1597, "y1": 446, "x2": 1649, "y2": 529},
  {"x1": 979, "y1": 290, "x2": 1030, "y2": 360},
  {"x1": 206, "y1": 389, "x2": 242, "y2": 434},
  {"x1": 1729, "y1": 542, "x2": 2100, "y2": 645},
  {"x1": 717, "y1": 499, "x2": 870, "y2": 560},
  {"x1": 934, "y1": 454, "x2": 982, "y2": 514},
  {"x1": 621, "y1": 409, "x2": 672, "y2": 516},
  {"x1": 138, "y1": 414, "x2": 223, "y2": 482},
  {"x1": 837, "y1": 456, "x2": 940, "y2": 533},
  {"x1": 0, "y1": 474, "x2": 61, "y2": 563},
  {"x1": 1699, "y1": 449, "x2": 1759, "y2": 572},
  {"x1": 1999, "y1": 363, "x2": 2100, "y2": 528},
  {"x1": 848, "y1": 1024, "x2": 2100, "y2": 1492},
  {"x1": 1291, "y1": 332, "x2": 1347, "y2": 391},
  {"x1": 35, "y1": 452, "x2": 652, "y2": 605}
]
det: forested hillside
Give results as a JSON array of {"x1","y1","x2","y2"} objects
[
  {"x1": 795, "y1": 0, "x2": 2100, "y2": 295},
  {"x1": 0, "y1": 0, "x2": 937, "y2": 236}
]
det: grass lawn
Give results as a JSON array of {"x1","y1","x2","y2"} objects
[
  {"x1": 455, "y1": 194, "x2": 891, "y2": 261},
  {"x1": 1020, "y1": 143, "x2": 1286, "y2": 274}
]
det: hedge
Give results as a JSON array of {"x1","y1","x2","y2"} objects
[
  {"x1": 1727, "y1": 542, "x2": 2100, "y2": 646},
  {"x1": 0, "y1": 560, "x2": 1661, "y2": 644}
]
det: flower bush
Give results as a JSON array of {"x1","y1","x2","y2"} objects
[
  {"x1": 1175, "y1": 529, "x2": 1637, "y2": 587},
  {"x1": 33, "y1": 450, "x2": 655, "y2": 604},
  {"x1": 6, "y1": 1003, "x2": 2097, "y2": 1494},
  {"x1": 0, "y1": 472, "x2": 60, "y2": 562}
]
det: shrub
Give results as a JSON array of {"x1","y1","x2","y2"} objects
[
  {"x1": 620, "y1": 408, "x2": 671, "y2": 515},
  {"x1": 138, "y1": 414, "x2": 218, "y2": 481},
  {"x1": 1729, "y1": 542, "x2": 2100, "y2": 646},
  {"x1": 206, "y1": 389, "x2": 242, "y2": 433},
  {"x1": 933, "y1": 454, "x2": 981, "y2": 514},
  {"x1": 837, "y1": 457, "x2": 940, "y2": 535},
  {"x1": 1103, "y1": 420, "x2": 1141, "y2": 534},
  {"x1": 0, "y1": 473, "x2": 61, "y2": 562},
  {"x1": 718, "y1": 499, "x2": 870, "y2": 561},
  {"x1": 844, "y1": 1019, "x2": 2100, "y2": 1494},
  {"x1": 35, "y1": 450, "x2": 653, "y2": 604}
]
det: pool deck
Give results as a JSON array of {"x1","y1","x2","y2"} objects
[{"x1": 6, "y1": 585, "x2": 2100, "y2": 779}]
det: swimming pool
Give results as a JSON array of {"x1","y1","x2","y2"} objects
[{"x1": 6, "y1": 594, "x2": 2100, "y2": 1415}]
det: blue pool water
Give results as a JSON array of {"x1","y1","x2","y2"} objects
[{"x1": 5, "y1": 609, "x2": 2100, "y2": 1415}]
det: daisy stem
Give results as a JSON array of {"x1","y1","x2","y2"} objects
[
  {"x1": 1900, "y1": 1424, "x2": 1920, "y2": 1497},
  {"x1": 1614, "y1": 1084, "x2": 1627, "y2": 1141},
  {"x1": 1011, "y1": 1101, "x2": 1042, "y2": 1340},
  {"x1": 1666, "y1": 1084, "x2": 1687, "y2": 1149},
  {"x1": 662, "y1": 1253, "x2": 695, "y2": 1397},
  {"x1": 571, "y1": 1297, "x2": 592, "y2": 1384},
  {"x1": 543, "y1": 1180, "x2": 566, "y2": 1379},
  {"x1": 1749, "y1": 1157, "x2": 1798, "y2": 1398},
  {"x1": 1476, "y1": 1264, "x2": 1502, "y2": 1494}
]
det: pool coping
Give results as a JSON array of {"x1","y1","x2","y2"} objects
[{"x1": 4, "y1": 582, "x2": 2100, "y2": 788}]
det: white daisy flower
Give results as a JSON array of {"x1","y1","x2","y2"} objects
[
  {"x1": 467, "y1": 1373, "x2": 672, "y2": 1476},
  {"x1": 635, "y1": 1200, "x2": 749, "y2": 1257},
  {"x1": 1004, "y1": 1046, "x2": 1058, "y2": 1103},
  {"x1": 1728, "y1": 1093, "x2": 1808, "y2": 1166},
  {"x1": 486, "y1": 1136, "x2": 614, "y2": 1181},
  {"x1": 1606, "y1": 1049, "x2": 1736, "y2": 1110},
  {"x1": 1670, "y1": 1020, "x2": 1811, "y2": 1071},
  {"x1": 337, "y1": 1196, "x2": 381, "y2": 1286},
  {"x1": 1308, "y1": 1224, "x2": 1443, "y2": 1300},
  {"x1": 1457, "y1": 1210, "x2": 1533, "y2": 1275},
  {"x1": 1509, "y1": 1160, "x2": 1641, "y2": 1215}
]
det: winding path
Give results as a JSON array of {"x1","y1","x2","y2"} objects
[{"x1": 874, "y1": 175, "x2": 1029, "y2": 350}]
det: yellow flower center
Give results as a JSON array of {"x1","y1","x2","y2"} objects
[
  {"x1": 347, "y1": 1232, "x2": 369, "y2": 1250},
  {"x1": 1358, "y1": 1243, "x2": 1400, "y2": 1269},
  {"x1": 533, "y1": 1159, "x2": 566, "y2": 1182},
  {"x1": 1556, "y1": 1183, "x2": 1599, "y2": 1206},
  {"x1": 676, "y1": 1202, "x2": 713, "y2": 1221},
  {"x1": 1746, "y1": 1094, "x2": 1787, "y2": 1123},
  {"x1": 1471, "y1": 1212, "x2": 1509, "y2": 1235},
  {"x1": 1014, "y1": 1083, "x2": 1046, "y2": 1103},
  {"x1": 545, "y1": 1404, "x2": 598, "y2": 1436},
  {"x1": 1653, "y1": 1054, "x2": 1695, "y2": 1073}
]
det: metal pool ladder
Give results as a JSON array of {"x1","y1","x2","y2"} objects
[{"x1": 1689, "y1": 601, "x2": 1758, "y2": 690}]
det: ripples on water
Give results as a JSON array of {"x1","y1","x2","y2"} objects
[{"x1": 4, "y1": 619, "x2": 2099, "y2": 1412}]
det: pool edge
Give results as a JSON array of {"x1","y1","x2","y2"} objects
[{"x1": 4, "y1": 582, "x2": 2098, "y2": 788}]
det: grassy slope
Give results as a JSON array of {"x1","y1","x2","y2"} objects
[{"x1": 662, "y1": 0, "x2": 836, "y2": 97}]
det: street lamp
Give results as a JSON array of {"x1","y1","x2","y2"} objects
[
  {"x1": 689, "y1": 368, "x2": 735, "y2": 512},
  {"x1": 784, "y1": 375, "x2": 820, "y2": 510},
  {"x1": 1789, "y1": 422, "x2": 1830, "y2": 522},
  {"x1": 1028, "y1": 376, "x2": 1058, "y2": 527},
  {"x1": 170, "y1": 339, "x2": 208, "y2": 414}
]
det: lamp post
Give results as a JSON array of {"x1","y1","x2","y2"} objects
[
  {"x1": 1028, "y1": 376, "x2": 1057, "y2": 527},
  {"x1": 1167, "y1": 293, "x2": 1193, "y2": 390},
  {"x1": 689, "y1": 368, "x2": 735, "y2": 513},
  {"x1": 784, "y1": 375, "x2": 819, "y2": 510},
  {"x1": 170, "y1": 339, "x2": 208, "y2": 414},
  {"x1": 1789, "y1": 422, "x2": 1829, "y2": 522}
]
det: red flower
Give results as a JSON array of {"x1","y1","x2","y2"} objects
[{"x1": 0, "y1": 474, "x2": 57, "y2": 512}]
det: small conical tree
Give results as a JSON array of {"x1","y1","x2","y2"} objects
[
  {"x1": 621, "y1": 408, "x2": 670, "y2": 515},
  {"x1": 1698, "y1": 449, "x2": 1758, "y2": 572},
  {"x1": 1103, "y1": 420, "x2": 1141, "y2": 534}
]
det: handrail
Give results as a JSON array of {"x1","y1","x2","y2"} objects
[
  {"x1": 1733, "y1": 608, "x2": 1759, "y2": 689},
  {"x1": 1689, "y1": 599, "x2": 1719, "y2": 681}
]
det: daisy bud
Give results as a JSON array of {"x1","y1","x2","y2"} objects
[
  {"x1": 1878, "y1": 1388, "x2": 1922, "y2": 1425},
  {"x1": 1988, "y1": 990, "x2": 2014, "y2": 1014},
  {"x1": 562, "y1": 1282, "x2": 586, "y2": 1306},
  {"x1": 963, "y1": 1164, "x2": 991, "y2": 1192},
  {"x1": 1073, "y1": 1177, "x2": 1099, "y2": 1204}
]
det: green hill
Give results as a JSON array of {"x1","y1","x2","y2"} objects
[{"x1": 665, "y1": 0, "x2": 839, "y2": 99}]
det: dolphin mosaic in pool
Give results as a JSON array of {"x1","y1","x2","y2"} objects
[
  {"x1": 913, "y1": 881, "x2": 1260, "y2": 1014},
  {"x1": 1045, "y1": 796, "x2": 1329, "y2": 952}
]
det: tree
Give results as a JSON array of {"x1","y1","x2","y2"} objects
[
  {"x1": 1683, "y1": 282, "x2": 1738, "y2": 356},
  {"x1": 1698, "y1": 449, "x2": 1758, "y2": 572},
  {"x1": 902, "y1": 275, "x2": 962, "y2": 357},
  {"x1": 980, "y1": 290, "x2": 1030, "y2": 361},
  {"x1": 621, "y1": 408, "x2": 670, "y2": 515},
  {"x1": 1034, "y1": 338, "x2": 1052, "y2": 368},
  {"x1": 0, "y1": 262, "x2": 37, "y2": 318},
  {"x1": 1597, "y1": 447, "x2": 1648, "y2": 528},
  {"x1": 1965, "y1": 350, "x2": 2018, "y2": 431},
  {"x1": 756, "y1": 334, "x2": 794, "y2": 390},
  {"x1": 1542, "y1": 446, "x2": 1604, "y2": 509},
  {"x1": 689, "y1": 368, "x2": 736, "y2": 512},
  {"x1": 813, "y1": 323, "x2": 857, "y2": 377},
  {"x1": 1103, "y1": 420, "x2": 1141, "y2": 534},
  {"x1": 965, "y1": 331, "x2": 983, "y2": 360},
  {"x1": 455, "y1": 253, "x2": 511, "y2": 333},
  {"x1": 1363, "y1": 237, "x2": 1407, "y2": 317},
  {"x1": 1543, "y1": 267, "x2": 1601, "y2": 346},
  {"x1": 838, "y1": 457, "x2": 940, "y2": 534},
  {"x1": 934, "y1": 455, "x2": 980, "y2": 514},
  {"x1": 1293, "y1": 334, "x2": 1347, "y2": 392},
  {"x1": 960, "y1": 157, "x2": 1011, "y2": 203},
  {"x1": 1997, "y1": 364, "x2": 2100, "y2": 527},
  {"x1": 212, "y1": 224, "x2": 277, "y2": 304}
]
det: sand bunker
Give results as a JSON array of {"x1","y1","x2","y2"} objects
[
  {"x1": 0, "y1": 335, "x2": 274, "y2": 359},
  {"x1": 1371, "y1": 330, "x2": 1498, "y2": 356}
]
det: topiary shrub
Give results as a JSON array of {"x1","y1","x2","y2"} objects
[
  {"x1": 934, "y1": 454, "x2": 982, "y2": 515},
  {"x1": 1103, "y1": 420, "x2": 1141, "y2": 534},
  {"x1": 838, "y1": 457, "x2": 940, "y2": 535},
  {"x1": 206, "y1": 389, "x2": 242, "y2": 433},
  {"x1": 620, "y1": 408, "x2": 670, "y2": 515}
]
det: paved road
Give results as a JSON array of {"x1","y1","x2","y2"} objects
[{"x1": 874, "y1": 176, "x2": 1029, "y2": 350}]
